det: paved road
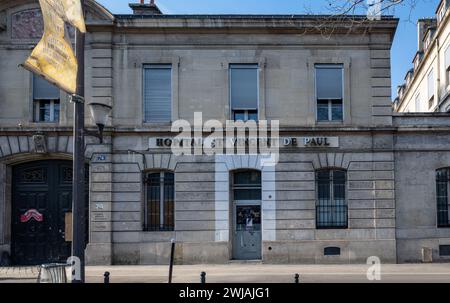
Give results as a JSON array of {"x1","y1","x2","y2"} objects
[{"x1": 1, "y1": 263, "x2": 450, "y2": 283}]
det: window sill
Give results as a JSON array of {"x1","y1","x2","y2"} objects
[
  {"x1": 30, "y1": 122, "x2": 59, "y2": 125},
  {"x1": 141, "y1": 230, "x2": 175, "y2": 242},
  {"x1": 316, "y1": 227, "x2": 348, "y2": 230},
  {"x1": 315, "y1": 121, "x2": 344, "y2": 126}
]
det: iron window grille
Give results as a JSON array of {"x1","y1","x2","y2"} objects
[
  {"x1": 144, "y1": 171, "x2": 175, "y2": 231},
  {"x1": 436, "y1": 168, "x2": 450, "y2": 228},
  {"x1": 316, "y1": 169, "x2": 348, "y2": 229}
]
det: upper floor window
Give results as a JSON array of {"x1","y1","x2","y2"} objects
[
  {"x1": 316, "y1": 169, "x2": 347, "y2": 229},
  {"x1": 436, "y1": 168, "x2": 450, "y2": 228},
  {"x1": 415, "y1": 94, "x2": 421, "y2": 112},
  {"x1": 438, "y1": 4, "x2": 446, "y2": 23},
  {"x1": 230, "y1": 64, "x2": 258, "y2": 121},
  {"x1": 33, "y1": 75, "x2": 60, "y2": 123},
  {"x1": 144, "y1": 171, "x2": 174, "y2": 231},
  {"x1": 143, "y1": 64, "x2": 172, "y2": 123},
  {"x1": 315, "y1": 64, "x2": 343, "y2": 122},
  {"x1": 427, "y1": 69, "x2": 435, "y2": 108},
  {"x1": 445, "y1": 46, "x2": 450, "y2": 87}
]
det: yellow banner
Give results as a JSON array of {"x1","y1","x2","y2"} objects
[
  {"x1": 23, "y1": 0, "x2": 78, "y2": 94},
  {"x1": 44, "y1": 0, "x2": 86, "y2": 33}
]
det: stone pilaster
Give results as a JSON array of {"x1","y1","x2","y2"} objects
[{"x1": 85, "y1": 143, "x2": 113, "y2": 265}]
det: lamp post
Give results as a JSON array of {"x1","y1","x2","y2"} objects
[
  {"x1": 70, "y1": 0, "x2": 111, "y2": 283},
  {"x1": 71, "y1": 0, "x2": 86, "y2": 281},
  {"x1": 88, "y1": 103, "x2": 113, "y2": 144}
]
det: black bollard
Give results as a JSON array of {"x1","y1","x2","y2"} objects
[
  {"x1": 200, "y1": 271, "x2": 206, "y2": 284},
  {"x1": 294, "y1": 273, "x2": 299, "y2": 283},
  {"x1": 104, "y1": 271, "x2": 110, "y2": 284},
  {"x1": 168, "y1": 239, "x2": 175, "y2": 283}
]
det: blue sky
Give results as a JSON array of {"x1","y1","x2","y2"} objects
[{"x1": 97, "y1": 0, "x2": 440, "y2": 99}]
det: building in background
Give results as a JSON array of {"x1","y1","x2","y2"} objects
[
  {"x1": 1, "y1": 0, "x2": 450, "y2": 266},
  {"x1": 394, "y1": 0, "x2": 450, "y2": 112}
]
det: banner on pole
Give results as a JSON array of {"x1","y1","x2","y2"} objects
[
  {"x1": 45, "y1": 0, "x2": 86, "y2": 33},
  {"x1": 22, "y1": 0, "x2": 80, "y2": 94}
]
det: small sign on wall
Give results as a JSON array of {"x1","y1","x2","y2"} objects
[
  {"x1": 149, "y1": 136, "x2": 340, "y2": 149},
  {"x1": 20, "y1": 209, "x2": 43, "y2": 223},
  {"x1": 283, "y1": 137, "x2": 339, "y2": 148}
]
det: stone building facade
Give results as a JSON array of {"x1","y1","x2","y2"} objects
[
  {"x1": 0, "y1": 0, "x2": 450, "y2": 265},
  {"x1": 394, "y1": 0, "x2": 450, "y2": 113}
]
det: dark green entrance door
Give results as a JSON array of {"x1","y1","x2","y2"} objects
[{"x1": 11, "y1": 160, "x2": 75, "y2": 265}]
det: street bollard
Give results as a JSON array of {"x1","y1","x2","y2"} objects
[
  {"x1": 294, "y1": 273, "x2": 300, "y2": 283},
  {"x1": 168, "y1": 239, "x2": 175, "y2": 283},
  {"x1": 104, "y1": 271, "x2": 110, "y2": 284},
  {"x1": 200, "y1": 271, "x2": 206, "y2": 284}
]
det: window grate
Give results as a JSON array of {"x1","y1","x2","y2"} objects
[
  {"x1": 324, "y1": 247, "x2": 341, "y2": 256},
  {"x1": 316, "y1": 169, "x2": 348, "y2": 229},
  {"x1": 144, "y1": 171, "x2": 174, "y2": 231},
  {"x1": 436, "y1": 168, "x2": 450, "y2": 228}
]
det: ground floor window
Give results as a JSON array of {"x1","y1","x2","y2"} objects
[
  {"x1": 436, "y1": 168, "x2": 450, "y2": 227},
  {"x1": 316, "y1": 169, "x2": 347, "y2": 229},
  {"x1": 144, "y1": 171, "x2": 174, "y2": 231}
]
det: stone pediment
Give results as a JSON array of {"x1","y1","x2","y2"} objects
[{"x1": 0, "y1": 0, "x2": 114, "y2": 37}]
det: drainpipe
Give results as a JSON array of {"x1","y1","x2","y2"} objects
[{"x1": 436, "y1": 37, "x2": 442, "y2": 112}]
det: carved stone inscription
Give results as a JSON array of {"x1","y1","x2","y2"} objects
[
  {"x1": 11, "y1": 9, "x2": 44, "y2": 39},
  {"x1": 11, "y1": 9, "x2": 75, "y2": 39}
]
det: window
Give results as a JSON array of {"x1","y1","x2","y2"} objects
[
  {"x1": 445, "y1": 46, "x2": 450, "y2": 87},
  {"x1": 436, "y1": 168, "x2": 450, "y2": 228},
  {"x1": 233, "y1": 170, "x2": 261, "y2": 200},
  {"x1": 230, "y1": 64, "x2": 258, "y2": 121},
  {"x1": 437, "y1": 4, "x2": 446, "y2": 23},
  {"x1": 324, "y1": 247, "x2": 341, "y2": 256},
  {"x1": 415, "y1": 94, "x2": 421, "y2": 112},
  {"x1": 440, "y1": 245, "x2": 450, "y2": 256},
  {"x1": 143, "y1": 64, "x2": 172, "y2": 122},
  {"x1": 33, "y1": 75, "x2": 60, "y2": 122},
  {"x1": 428, "y1": 69, "x2": 435, "y2": 108},
  {"x1": 144, "y1": 171, "x2": 174, "y2": 231},
  {"x1": 315, "y1": 64, "x2": 344, "y2": 122},
  {"x1": 316, "y1": 169, "x2": 347, "y2": 229}
]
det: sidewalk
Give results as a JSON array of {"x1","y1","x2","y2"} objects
[{"x1": 2, "y1": 263, "x2": 450, "y2": 283}]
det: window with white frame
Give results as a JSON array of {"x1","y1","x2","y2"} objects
[
  {"x1": 438, "y1": 4, "x2": 446, "y2": 23},
  {"x1": 428, "y1": 69, "x2": 435, "y2": 108},
  {"x1": 143, "y1": 64, "x2": 172, "y2": 122},
  {"x1": 415, "y1": 94, "x2": 421, "y2": 112},
  {"x1": 32, "y1": 75, "x2": 60, "y2": 123},
  {"x1": 230, "y1": 64, "x2": 258, "y2": 121},
  {"x1": 445, "y1": 46, "x2": 450, "y2": 87},
  {"x1": 315, "y1": 64, "x2": 344, "y2": 122}
]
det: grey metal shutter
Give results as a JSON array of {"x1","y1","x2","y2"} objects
[
  {"x1": 230, "y1": 64, "x2": 258, "y2": 110},
  {"x1": 33, "y1": 75, "x2": 60, "y2": 100},
  {"x1": 144, "y1": 65, "x2": 172, "y2": 122},
  {"x1": 315, "y1": 65, "x2": 343, "y2": 100}
]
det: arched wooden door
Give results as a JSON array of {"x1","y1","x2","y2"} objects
[{"x1": 11, "y1": 160, "x2": 87, "y2": 265}]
